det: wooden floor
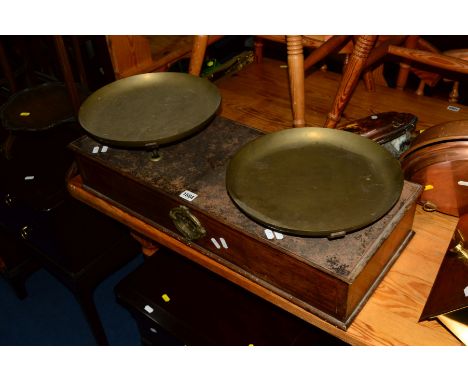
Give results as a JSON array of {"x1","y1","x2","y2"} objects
[
  {"x1": 213, "y1": 59, "x2": 463, "y2": 345},
  {"x1": 215, "y1": 57, "x2": 468, "y2": 132}
]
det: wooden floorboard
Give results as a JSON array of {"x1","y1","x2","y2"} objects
[{"x1": 215, "y1": 57, "x2": 468, "y2": 132}]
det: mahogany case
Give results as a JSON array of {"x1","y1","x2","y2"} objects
[{"x1": 69, "y1": 116, "x2": 421, "y2": 329}]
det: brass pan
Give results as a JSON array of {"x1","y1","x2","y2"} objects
[
  {"x1": 226, "y1": 127, "x2": 404, "y2": 237},
  {"x1": 78, "y1": 73, "x2": 221, "y2": 148}
]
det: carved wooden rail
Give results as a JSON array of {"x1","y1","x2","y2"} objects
[{"x1": 388, "y1": 45, "x2": 468, "y2": 75}]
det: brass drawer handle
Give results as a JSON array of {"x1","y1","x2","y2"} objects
[
  {"x1": 169, "y1": 205, "x2": 206, "y2": 241},
  {"x1": 4, "y1": 193, "x2": 15, "y2": 207},
  {"x1": 20, "y1": 225, "x2": 32, "y2": 240},
  {"x1": 422, "y1": 200, "x2": 437, "y2": 212}
]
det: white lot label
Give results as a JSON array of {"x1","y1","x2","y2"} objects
[
  {"x1": 144, "y1": 305, "x2": 154, "y2": 313},
  {"x1": 274, "y1": 231, "x2": 284, "y2": 240},
  {"x1": 264, "y1": 229, "x2": 274, "y2": 239},
  {"x1": 219, "y1": 238, "x2": 228, "y2": 249},
  {"x1": 458, "y1": 180, "x2": 468, "y2": 187},
  {"x1": 211, "y1": 238, "x2": 221, "y2": 249},
  {"x1": 447, "y1": 105, "x2": 461, "y2": 112},
  {"x1": 179, "y1": 190, "x2": 198, "y2": 202}
]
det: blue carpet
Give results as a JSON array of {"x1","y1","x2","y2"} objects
[{"x1": 0, "y1": 254, "x2": 144, "y2": 345}]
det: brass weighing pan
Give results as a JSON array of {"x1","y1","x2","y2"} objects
[
  {"x1": 226, "y1": 127, "x2": 404, "y2": 237},
  {"x1": 78, "y1": 73, "x2": 221, "y2": 148}
]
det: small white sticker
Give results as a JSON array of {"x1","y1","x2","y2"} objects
[
  {"x1": 447, "y1": 105, "x2": 461, "y2": 112},
  {"x1": 150, "y1": 327, "x2": 158, "y2": 333},
  {"x1": 24, "y1": 176, "x2": 34, "y2": 181},
  {"x1": 264, "y1": 229, "x2": 274, "y2": 240},
  {"x1": 179, "y1": 190, "x2": 198, "y2": 202},
  {"x1": 370, "y1": 115, "x2": 378, "y2": 120},
  {"x1": 265, "y1": 229, "x2": 284, "y2": 240},
  {"x1": 464, "y1": 286, "x2": 468, "y2": 297},
  {"x1": 274, "y1": 231, "x2": 284, "y2": 240},
  {"x1": 220, "y1": 238, "x2": 228, "y2": 249},
  {"x1": 458, "y1": 180, "x2": 468, "y2": 187},
  {"x1": 92, "y1": 146, "x2": 99, "y2": 154},
  {"x1": 101, "y1": 145, "x2": 108, "y2": 153},
  {"x1": 144, "y1": 305, "x2": 154, "y2": 313},
  {"x1": 211, "y1": 238, "x2": 221, "y2": 249}
]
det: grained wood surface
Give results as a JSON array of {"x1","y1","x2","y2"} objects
[
  {"x1": 67, "y1": 57, "x2": 465, "y2": 345},
  {"x1": 389, "y1": 45, "x2": 468, "y2": 75},
  {"x1": 215, "y1": 57, "x2": 468, "y2": 131},
  {"x1": 325, "y1": 35, "x2": 377, "y2": 127}
]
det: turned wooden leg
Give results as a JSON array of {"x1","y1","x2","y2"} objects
[
  {"x1": 8, "y1": 274, "x2": 29, "y2": 300},
  {"x1": 189, "y1": 35, "x2": 208, "y2": 76},
  {"x1": 254, "y1": 37, "x2": 264, "y2": 64},
  {"x1": 325, "y1": 35, "x2": 377, "y2": 128},
  {"x1": 2, "y1": 132, "x2": 16, "y2": 160},
  {"x1": 449, "y1": 81, "x2": 460, "y2": 103},
  {"x1": 0, "y1": 40, "x2": 17, "y2": 93},
  {"x1": 53, "y1": 36, "x2": 81, "y2": 116},
  {"x1": 396, "y1": 35, "x2": 419, "y2": 90},
  {"x1": 286, "y1": 35, "x2": 305, "y2": 128},
  {"x1": 303, "y1": 35, "x2": 352, "y2": 71},
  {"x1": 371, "y1": 64, "x2": 388, "y2": 87},
  {"x1": 363, "y1": 71, "x2": 375, "y2": 92},
  {"x1": 343, "y1": 54, "x2": 349, "y2": 71},
  {"x1": 130, "y1": 231, "x2": 159, "y2": 256},
  {"x1": 75, "y1": 289, "x2": 109, "y2": 345},
  {"x1": 416, "y1": 80, "x2": 425, "y2": 96}
]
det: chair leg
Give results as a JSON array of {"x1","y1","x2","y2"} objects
[
  {"x1": 396, "y1": 35, "x2": 419, "y2": 90},
  {"x1": 0, "y1": 40, "x2": 17, "y2": 93},
  {"x1": 74, "y1": 289, "x2": 109, "y2": 345},
  {"x1": 325, "y1": 35, "x2": 377, "y2": 128},
  {"x1": 449, "y1": 81, "x2": 459, "y2": 103},
  {"x1": 8, "y1": 276, "x2": 29, "y2": 300},
  {"x1": 286, "y1": 35, "x2": 305, "y2": 127},
  {"x1": 416, "y1": 80, "x2": 425, "y2": 96},
  {"x1": 363, "y1": 71, "x2": 375, "y2": 92},
  {"x1": 53, "y1": 36, "x2": 81, "y2": 116},
  {"x1": 254, "y1": 37, "x2": 264, "y2": 64},
  {"x1": 188, "y1": 35, "x2": 208, "y2": 76}
]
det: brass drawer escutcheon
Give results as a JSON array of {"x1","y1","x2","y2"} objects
[{"x1": 169, "y1": 205, "x2": 206, "y2": 241}]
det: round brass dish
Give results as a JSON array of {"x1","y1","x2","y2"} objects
[
  {"x1": 78, "y1": 73, "x2": 221, "y2": 148},
  {"x1": 226, "y1": 127, "x2": 404, "y2": 237}
]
